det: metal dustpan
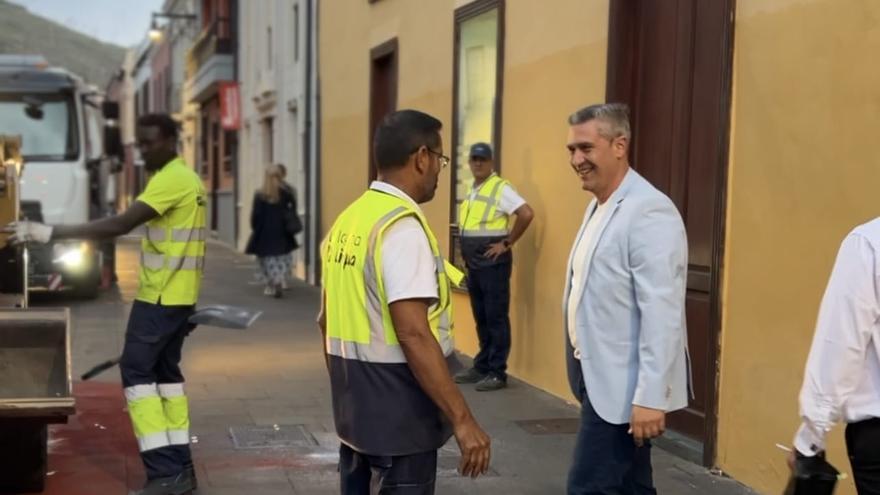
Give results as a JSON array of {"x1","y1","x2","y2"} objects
[
  {"x1": 189, "y1": 305, "x2": 263, "y2": 330},
  {"x1": 80, "y1": 305, "x2": 262, "y2": 381}
]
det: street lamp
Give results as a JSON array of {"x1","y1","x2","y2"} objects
[
  {"x1": 148, "y1": 20, "x2": 163, "y2": 42},
  {"x1": 147, "y1": 12, "x2": 197, "y2": 42}
]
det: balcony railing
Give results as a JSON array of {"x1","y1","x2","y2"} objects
[{"x1": 186, "y1": 17, "x2": 232, "y2": 80}]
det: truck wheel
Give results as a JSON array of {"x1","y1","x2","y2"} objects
[
  {"x1": 74, "y1": 275, "x2": 100, "y2": 299},
  {"x1": 0, "y1": 422, "x2": 47, "y2": 493},
  {"x1": 73, "y1": 259, "x2": 101, "y2": 300}
]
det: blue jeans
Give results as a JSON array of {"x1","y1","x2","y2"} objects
[
  {"x1": 466, "y1": 261, "x2": 512, "y2": 380},
  {"x1": 339, "y1": 444, "x2": 437, "y2": 494},
  {"x1": 567, "y1": 389, "x2": 656, "y2": 495}
]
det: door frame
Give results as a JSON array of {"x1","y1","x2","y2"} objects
[
  {"x1": 368, "y1": 37, "x2": 399, "y2": 183},
  {"x1": 448, "y1": 0, "x2": 506, "y2": 269},
  {"x1": 605, "y1": 0, "x2": 737, "y2": 467}
]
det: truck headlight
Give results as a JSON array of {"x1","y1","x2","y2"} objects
[{"x1": 52, "y1": 243, "x2": 88, "y2": 268}]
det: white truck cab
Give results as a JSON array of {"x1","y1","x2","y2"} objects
[{"x1": 0, "y1": 55, "x2": 121, "y2": 297}]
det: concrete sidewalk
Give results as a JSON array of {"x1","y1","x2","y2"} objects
[{"x1": 43, "y1": 239, "x2": 759, "y2": 494}]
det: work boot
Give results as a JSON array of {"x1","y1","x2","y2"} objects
[
  {"x1": 129, "y1": 470, "x2": 195, "y2": 495},
  {"x1": 475, "y1": 375, "x2": 507, "y2": 392},
  {"x1": 454, "y1": 367, "x2": 487, "y2": 384}
]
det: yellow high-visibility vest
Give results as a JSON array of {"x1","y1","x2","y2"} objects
[
  {"x1": 458, "y1": 173, "x2": 511, "y2": 237},
  {"x1": 322, "y1": 189, "x2": 455, "y2": 362},
  {"x1": 136, "y1": 158, "x2": 207, "y2": 306}
]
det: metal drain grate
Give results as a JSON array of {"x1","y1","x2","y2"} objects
[
  {"x1": 514, "y1": 418, "x2": 580, "y2": 435},
  {"x1": 229, "y1": 424, "x2": 319, "y2": 449}
]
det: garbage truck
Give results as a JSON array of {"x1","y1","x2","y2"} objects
[{"x1": 0, "y1": 55, "x2": 122, "y2": 298}]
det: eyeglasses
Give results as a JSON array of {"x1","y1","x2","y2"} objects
[{"x1": 418, "y1": 146, "x2": 450, "y2": 169}]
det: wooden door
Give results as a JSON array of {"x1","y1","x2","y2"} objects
[
  {"x1": 368, "y1": 39, "x2": 398, "y2": 182},
  {"x1": 606, "y1": 0, "x2": 735, "y2": 465}
]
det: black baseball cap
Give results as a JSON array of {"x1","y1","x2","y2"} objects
[{"x1": 469, "y1": 142, "x2": 493, "y2": 160}]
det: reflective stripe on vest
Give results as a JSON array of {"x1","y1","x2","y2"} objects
[
  {"x1": 147, "y1": 227, "x2": 208, "y2": 243},
  {"x1": 141, "y1": 252, "x2": 205, "y2": 271},
  {"x1": 459, "y1": 174, "x2": 511, "y2": 237},
  {"x1": 323, "y1": 190, "x2": 455, "y2": 364}
]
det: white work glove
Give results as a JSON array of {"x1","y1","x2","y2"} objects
[{"x1": 3, "y1": 221, "x2": 53, "y2": 244}]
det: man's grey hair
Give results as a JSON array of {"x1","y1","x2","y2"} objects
[{"x1": 568, "y1": 103, "x2": 631, "y2": 142}]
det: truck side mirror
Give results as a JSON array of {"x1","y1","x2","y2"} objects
[
  {"x1": 102, "y1": 101, "x2": 120, "y2": 120},
  {"x1": 104, "y1": 126, "x2": 123, "y2": 160}
]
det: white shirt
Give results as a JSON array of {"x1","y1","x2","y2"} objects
[
  {"x1": 467, "y1": 173, "x2": 527, "y2": 216},
  {"x1": 370, "y1": 181, "x2": 439, "y2": 304},
  {"x1": 567, "y1": 200, "x2": 612, "y2": 358},
  {"x1": 794, "y1": 218, "x2": 880, "y2": 455}
]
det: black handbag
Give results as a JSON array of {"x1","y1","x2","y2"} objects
[
  {"x1": 283, "y1": 191, "x2": 303, "y2": 235},
  {"x1": 783, "y1": 453, "x2": 840, "y2": 495}
]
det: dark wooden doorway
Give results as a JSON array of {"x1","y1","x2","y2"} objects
[
  {"x1": 368, "y1": 38, "x2": 398, "y2": 183},
  {"x1": 605, "y1": 0, "x2": 736, "y2": 466}
]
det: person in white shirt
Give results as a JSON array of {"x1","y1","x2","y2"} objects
[
  {"x1": 791, "y1": 218, "x2": 880, "y2": 494},
  {"x1": 453, "y1": 142, "x2": 534, "y2": 392}
]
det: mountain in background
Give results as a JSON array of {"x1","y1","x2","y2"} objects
[{"x1": 0, "y1": 0, "x2": 126, "y2": 87}]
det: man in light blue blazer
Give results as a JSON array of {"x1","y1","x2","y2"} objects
[{"x1": 562, "y1": 103, "x2": 690, "y2": 494}]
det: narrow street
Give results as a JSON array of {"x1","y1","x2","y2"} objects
[{"x1": 37, "y1": 239, "x2": 757, "y2": 494}]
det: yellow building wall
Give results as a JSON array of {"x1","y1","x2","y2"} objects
[
  {"x1": 717, "y1": 1, "x2": 880, "y2": 493},
  {"x1": 454, "y1": 1, "x2": 609, "y2": 399},
  {"x1": 320, "y1": 0, "x2": 609, "y2": 401}
]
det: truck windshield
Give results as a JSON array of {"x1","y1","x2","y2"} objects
[{"x1": 0, "y1": 92, "x2": 79, "y2": 161}]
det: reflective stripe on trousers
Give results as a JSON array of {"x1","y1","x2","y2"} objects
[
  {"x1": 124, "y1": 382, "x2": 190, "y2": 451},
  {"x1": 125, "y1": 383, "x2": 171, "y2": 452},
  {"x1": 159, "y1": 383, "x2": 190, "y2": 446}
]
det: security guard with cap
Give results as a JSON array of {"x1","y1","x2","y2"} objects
[
  {"x1": 318, "y1": 109, "x2": 490, "y2": 493},
  {"x1": 8, "y1": 113, "x2": 205, "y2": 495},
  {"x1": 454, "y1": 142, "x2": 534, "y2": 391}
]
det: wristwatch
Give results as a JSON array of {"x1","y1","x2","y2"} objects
[{"x1": 502, "y1": 239, "x2": 511, "y2": 248}]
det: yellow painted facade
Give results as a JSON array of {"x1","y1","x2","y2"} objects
[
  {"x1": 319, "y1": 1, "x2": 880, "y2": 493},
  {"x1": 319, "y1": 0, "x2": 608, "y2": 402},
  {"x1": 717, "y1": 1, "x2": 880, "y2": 493}
]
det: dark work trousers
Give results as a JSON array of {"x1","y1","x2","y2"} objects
[
  {"x1": 339, "y1": 444, "x2": 438, "y2": 495},
  {"x1": 120, "y1": 300, "x2": 194, "y2": 480},
  {"x1": 567, "y1": 374, "x2": 656, "y2": 495},
  {"x1": 846, "y1": 417, "x2": 880, "y2": 494},
  {"x1": 466, "y1": 260, "x2": 512, "y2": 380}
]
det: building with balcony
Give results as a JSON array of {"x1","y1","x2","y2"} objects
[
  {"x1": 185, "y1": 0, "x2": 238, "y2": 247},
  {"x1": 237, "y1": 0, "x2": 318, "y2": 282},
  {"x1": 161, "y1": 0, "x2": 200, "y2": 172}
]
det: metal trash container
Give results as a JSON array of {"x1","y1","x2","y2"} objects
[{"x1": 0, "y1": 308, "x2": 74, "y2": 493}]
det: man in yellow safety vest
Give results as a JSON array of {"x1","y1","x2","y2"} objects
[
  {"x1": 318, "y1": 109, "x2": 491, "y2": 493},
  {"x1": 9, "y1": 113, "x2": 205, "y2": 495},
  {"x1": 453, "y1": 142, "x2": 534, "y2": 391}
]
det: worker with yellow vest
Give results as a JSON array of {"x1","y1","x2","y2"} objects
[
  {"x1": 318, "y1": 110, "x2": 491, "y2": 493},
  {"x1": 8, "y1": 114, "x2": 205, "y2": 495},
  {"x1": 454, "y1": 142, "x2": 534, "y2": 391}
]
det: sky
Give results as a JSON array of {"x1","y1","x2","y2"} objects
[{"x1": 9, "y1": 0, "x2": 165, "y2": 48}]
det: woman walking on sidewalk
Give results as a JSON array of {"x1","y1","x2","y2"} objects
[{"x1": 246, "y1": 164, "x2": 299, "y2": 298}]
